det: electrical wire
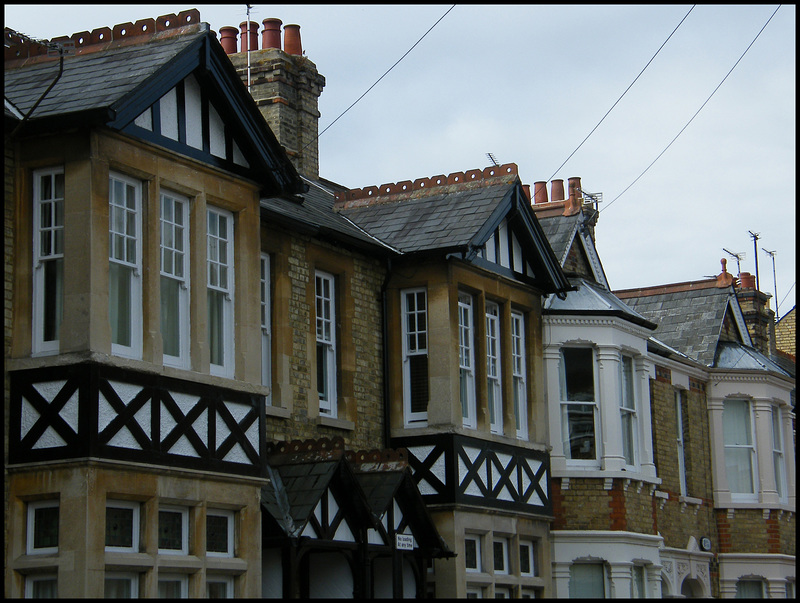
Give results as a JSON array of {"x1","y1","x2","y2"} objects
[
  {"x1": 546, "y1": 5, "x2": 696, "y2": 182},
  {"x1": 301, "y1": 5, "x2": 456, "y2": 152},
  {"x1": 601, "y1": 5, "x2": 782, "y2": 214}
]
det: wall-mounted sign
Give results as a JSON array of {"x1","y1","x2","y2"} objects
[
  {"x1": 395, "y1": 533, "x2": 414, "y2": 551},
  {"x1": 700, "y1": 537, "x2": 712, "y2": 551}
]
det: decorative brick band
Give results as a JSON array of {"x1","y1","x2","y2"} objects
[
  {"x1": 334, "y1": 162, "x2": 518, "y2": 205},
  {"x1": 655, "y1": 365, "x2": 672, "y2": 383},
  {"x1": 266, "y1": 435, "x2": 408, "y2": 467},
  {"x1": 689, "y1": 377, "x2": 706, "y2": 392},
  {"x1": 5, "y1": 9, "x2": 201, "y2": 61}
]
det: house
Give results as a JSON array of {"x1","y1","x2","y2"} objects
[
  {"x1": 617, "y1": 260, "x2": 796, "y2": 598},
  {"x1": 4, "y1": 10, "x2": 451, "y2": 598},
  {"x1": 335, "y1": 162, "x2": 572, "y2": 597},
  {"x1": 531, "y1": 178, "x2": 674, "y2": 597}
]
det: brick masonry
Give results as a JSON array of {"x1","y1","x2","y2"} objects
[{"x1": 775, "y1": 307, "x2": 795, "y2": 357}]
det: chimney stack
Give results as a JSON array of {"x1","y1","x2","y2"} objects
[
  {"x1": 261, "y1": 18, "x2": 282, "y2": 50},
  {"x1": 735, "y1": 271, "x2": 776, "y2": 356},
  {"x1": 222, "y1": 18, "x2": 324, "y2": 180}
]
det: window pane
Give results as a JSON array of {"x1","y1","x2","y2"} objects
[
  {"x1": 723, "y1": 400, "x2": 752, "y2": 445},
  {"x1": 161, "y1": 276, "x2": 181, "y2": 357},
  {"x1": 493, "y1": 541, "x2": 506, "y2": 572},
  {"x1": 158, "y1": 510, "x2": 183, "y2": 551},
  {"x1": 563, "y1": 403, "x2": 596, "y2": 460},
  {"x1": 206, "y1": 514, "x2": 230, "y2": 554},
  {"x1": 208, "y1": 289, "x2": 225, "y2": 366},
  {"x1": 465, "y1": 538, "x2": 478, "y2": 571},
  {"x1": 570, "y1": 563, "x2": 604, "y2": 598},
  {"x1": 409, "y1": 355, "x2": 429, "y2": 414},
  {"x1": 207, "y1": 581, "x2": 230, "y2": 598},
  {"x1": 621, "y1": 356, "x2": 635, "y2": 409},
  {"x1": 109, "y1": 262, "x2": 133, "y2": 346},
  {"x1": 159, "y1": 579, "x2": 184, "y2": 598},
  {"x1": 33, "y1": 505, "x2": 59, "y2": 549},
  {"x1": 106, "y1": 506, "x2": 134, "y2": 548},
  {"x1": 736, "y1": 579, "x2": 764, "y2": 598},
  {"x1": 105, "y1": 577, "x2": 133, "y2": 598},
  {"x1": 621, "y1": 410, "x2": 635, "y2": 465},
  {"x1": 42, "y1": 259, "x2": 64, "y2": 342},
  {"x1": 562, "y1": 348, "x2": 594, "y2": 401},
  {"x1": 30, "y1": 577, "x2": 58, "y2": 598},
  {"x1": 520, "y1": 544, "x2": 532, "y2": 575}
]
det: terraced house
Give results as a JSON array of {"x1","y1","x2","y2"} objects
[{"x1": 5, "y1": 7, "x2": 794, "y2": 600}]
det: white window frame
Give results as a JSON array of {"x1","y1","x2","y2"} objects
[
  {"x1": 494, "y1": 586, "x2": 512, "y2": 598},
  {"x1": 402, "y1": 288, "x2": 429, "y2": 426},
  {"x1": 560, "y1": 347, "x2": 599, "y2": 463},
  {"x1": 207, "y1": 206, "x2": 234, "y2": 378},
  {"x1": 511, "y1": 311, "x2": 528, "y2": 440},
  {"x1": 723, "y1": 398, "x2": 757, "y2": 500},
  {"x1": 569, "y1": 562, "x2": 607, "y2": 598},
  {"x1": 465, "y1": 534, "x2": 482, "y2": 573},
  {"x1": 458, "y1": 292, "x2": 476, "y2": 429},
  {"x1": 260, "y1": 254, "x2": 272, "y2": 399},
  {"x1": 158, "y1": 573, "x2": 188, "y2": 598},
  {"x1": 736, "y1": 578, "x2": 766, "y2": 598},
  {"x1": 26, "y1": 499, "x2": 59, "y2": 555},
  {"x1": 465, "y1": 585, "x2": 483, "y2": 598},
  {"x1": 771, "y1": 405, "x2": 787, "y2": 501},
  {"x1": 315, "y1": 270, "x2": 337, "y2": 417},
  {"x1": 105, "y1": 499, "x2": 140, "y2": 553},
  {"x1": 32, "y1": 167, "x2": 65, "y2": 356},
  {"x1": 158, "y1": 505, "x2": 189, "y2": 555},
  {"x1": 675, "y1": 389, "x2": 688, "y2": 497},
  {"x1": 632, "y1": 564, "x2": 646, "y2": 598},
  {"x1": 206, "y1": 575, "x2": 234, "y2": 598},
  {"x1": 493, "y1": 537, "x2": 509, "y2": 575},
  {"x1": 159, "y1": 190, "x2": 190, "y2": 369},
  {"x1": 25, "y1": 574, "x2": 58, "y2": 598},
  {"x1": 486, "y1": 302, "x2": 503, "y2": 434},
  {"x1": 519, "y1": 540, "x2": 536, "y2": 577},
  {"x1": 109, "y1": 172, "x2": 143, "y2": 359},
  {"x1": 620, "y1": 355, "x2": 637, "y2": 467},
  {"x1": 104, "y1": 572, "x2": 140, "y2": 598},
  {"x1": 206, "y1": 509, "x2": 235, "y2": 558}
]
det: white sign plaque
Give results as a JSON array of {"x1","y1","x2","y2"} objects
[{"x1": 395, "y1": 534, "x2": 414, "y2": 550}]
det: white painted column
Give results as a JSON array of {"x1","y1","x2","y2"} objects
[
  {"x1": 608, "y1": 562, "x2": 633, "y2": 598},
  {"x1": 779, "y1": 403, "x2": 796, "y2": 507},
  {"x1": 597, "y1": 345, "x2": 624, "y2": 472},
  {"x1": 635, "y1": 355, "x2": 657, "y2": 478},
  {"x1": 706, "y1": 396, "x2": 730, "y2": 505},
  {"x1": 543, "y1": 344, "x2": 566, "y2": 472}
]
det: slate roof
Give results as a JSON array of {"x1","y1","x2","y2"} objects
[
  {"x1": 261, "y1": 178, "x2": 397, "y2": 253},
  {"x1": 618, "y1": 283, "x2": 743, "y2": 367},
  {"x1": 538, "y1": 212, "x2": 580, "y2": 265},
  {"x1": 544, "y1": 277, "x2": 656, "y2": 329},
  {"x1": 5, "y1": 26, "x2": 205, "y2": 122},
  {"x1": 715, "y1": 341, "x2": 793, "y2": 377},
  {"x1": 338, "y1": 174, "x2": 517, "y2": 255}
]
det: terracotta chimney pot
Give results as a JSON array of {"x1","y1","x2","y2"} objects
[
  {"x1": 533, "y1": 181, "x2": 548, "y2": 204},
  {"x1": 522, "y1": 184, "x2": 531, "y2": 201},
  {"x1": 284, "y1": 24, "x2": 302, "y2": 55},
  {"x1": 739, "y1": 272, "x2": 756, "y2": 290},
  {"x1": 551, "y1": 179, "x2": 565, "y2": 202},
  {"x1": 219, "y1": 26, "x2": 238, "y2": 54},
  {"x1": 716, "y1": 258, "x2": 735, "y2": 288},
  {"x1": 262, "y1": 18, "x2": 282, "y2": 49},
  {"x1": 239, "y1": 20, "x2": 259, "y2": 52}
]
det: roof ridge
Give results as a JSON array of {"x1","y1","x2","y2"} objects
[
  {"x1": 615, "y1": 279, "x2": 721, "y2": 298},
  {"x1": 5, "y1": 9, "x2": 201, "y2": 64},
  {"x1": 334, "y1": 163, "x2": 518, "y2": 208}
]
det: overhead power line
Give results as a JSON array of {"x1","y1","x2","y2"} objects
[
  {"x1": 302, "y1": 4, "x2": 456, "y2": 152},
  {"x1": 547, "y1": 5, "x2": 696, "y2": 182},
  {"x1": 601, "y1": 4, "x2": 782, "y2": 213}
]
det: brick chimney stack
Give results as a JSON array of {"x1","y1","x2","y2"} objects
[
  {"x1": 736, "y1": 271, "x2": 776, "y2": 356},
  {"x1": 220, "y1": 18, "x2": 325, "y2": 180}
]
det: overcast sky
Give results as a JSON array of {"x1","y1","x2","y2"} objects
[{"x1": 6, "y1": 4, "x2": 796, "y2": 319}]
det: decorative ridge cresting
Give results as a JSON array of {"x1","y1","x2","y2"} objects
[
  {"x1": 334, "y1": 162, "x2": 519, "y2": 208},
  {"x1": 5, "y1": 8, "x2": 201, "y2": 62}
]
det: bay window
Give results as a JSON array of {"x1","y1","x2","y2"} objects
[
  {"x1": 207, "y1": 207, "x2": 234, "y2": 377},
  {"x1": 459, "y1": 292, "x2": 476, "y2": 429},
  {"x1": 402, "y1": 288, "x2": 429, "y2": 425},
  {"x1": 315, "y1": 270, "x2": 337, "y2": 416},
  {"x1": 511, "y1": 311, "x2": 528, "y2": 440},
  {"x1": 109, "y1": 173, "x2": 142, "y2": 359},
  {"x1": 723, "y1": 399, "x2": 756, "y2": 497},
  {"x1": 560, "y1": 348, "x2": 597, "y2": 461},
  {"x1": 32, "y1": 168, "x2": 64, "y2": 355},
  {"x1": 486, "y1": 302, "x2": 502, "y2": 434},
  {"x1": 160, "y1": 191, "x2": 190, "y2": 368}
]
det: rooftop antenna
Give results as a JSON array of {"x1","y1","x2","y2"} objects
[
  {"x1": 486, "y1": 152, "x2": 500, "y2": 167},
  {"x1": 722, "y1": 248, "x2": 745, "y2": 275},
  {"x1": 748, "y1": 231, "x2": 760, "y2": 291},
  {"x1": 762, "y1": 247, "x2": 778, "y2": 318}
]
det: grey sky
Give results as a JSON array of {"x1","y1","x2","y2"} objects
[{"x1": 5, "y1": 4, "x2": 795, "y2": 317}]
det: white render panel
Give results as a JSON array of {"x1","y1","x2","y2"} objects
[
  {"x1": 32, "y1": 425, "x2": 67, "y2": 449},
  {"x1": 184, "y1": 74, "x2": 202, "y2": 150},
  {"x1": 108, "y1": 424, "x2": 141, "y2": 450},
  {"x1": 20, "y1": 397, "x2": 40, "y2": 440},
  {"x1": 134, "y1": 107, "x2": 152, "y2": 130},
  {"x1": 160, "y1": 87, "x2": 179, "y2": 141},
  {"x1": 209, "y1": 103, "x2": 225, "y2": 158}
]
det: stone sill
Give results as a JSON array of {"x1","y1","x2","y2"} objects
[
  {"x1": 265, "y1": 405, "x2": 291, "y2": 419},
  {"x1": 315, "y1": 416, "x2": 355, "y2": 431}
]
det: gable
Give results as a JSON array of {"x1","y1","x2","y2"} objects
[
  {"x1": 562, "y1": 235, "x2": 594, "y2": 279},
  {"x1": 720, "y1": 303, "x2": 746, "y2": 344}
]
